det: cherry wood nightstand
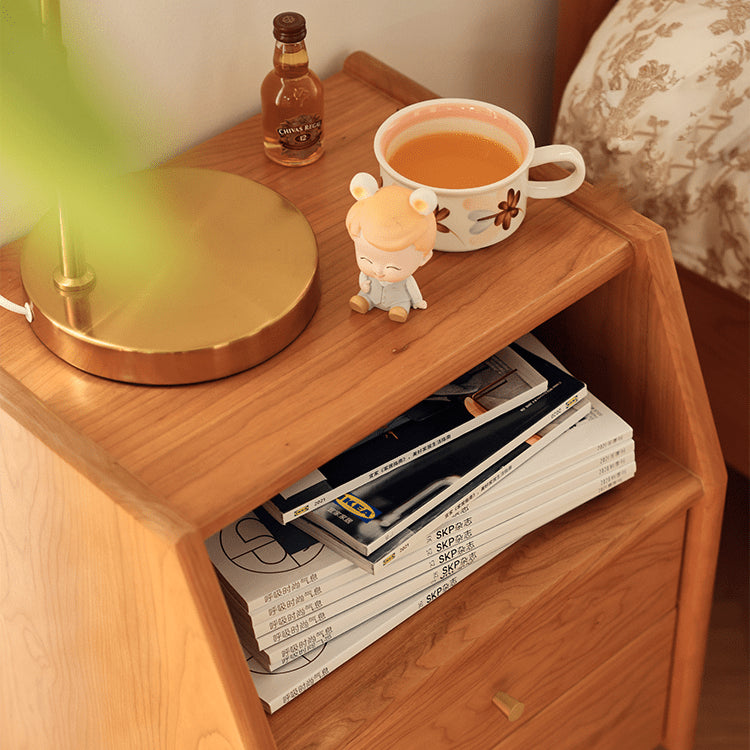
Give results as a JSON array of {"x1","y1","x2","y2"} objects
[{"x1": 0, "y1": 52, "x2": 726, "y2": 750}]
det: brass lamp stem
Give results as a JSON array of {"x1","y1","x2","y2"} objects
[
  {"x1": 39, "y1": 0, "x2": 61, "y2": 39},
  {"x1": 52, "y1": 195, "x2": 95, "y2": 292},
  {"x1": 39, "y1": 0, "x2": 95, "y2": 293}
]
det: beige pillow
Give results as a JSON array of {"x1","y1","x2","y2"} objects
[{"x1": 555, "y1": 0, "x2": 750, "y2": 299}]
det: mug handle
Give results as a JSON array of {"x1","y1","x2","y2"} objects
[{"x1": 526, "y1": 145, "x2": 585, "y2": 199}]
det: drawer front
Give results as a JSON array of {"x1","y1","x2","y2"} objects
[
  {"x1": 492, "y1": 612, "x2": 675, "y2": 749},
  {"x1": 350, "y1": 513, "x2": 685, "y2": 750}
]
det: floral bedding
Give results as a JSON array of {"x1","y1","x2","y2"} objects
[{"x1": 555, "y1": 0, "x2": 750, "y2": 299}]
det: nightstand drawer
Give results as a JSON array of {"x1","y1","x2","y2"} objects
[
  {"x1": 492, "y1": 612, "x2": 675, "y2": 749},
  {"x1": 348, "y1": 511, "x2": 685, "y2": 749}
]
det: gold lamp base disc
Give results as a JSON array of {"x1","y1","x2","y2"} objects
[{"x1": 20, "y1": 168, "x2": 320, "y2": 385}]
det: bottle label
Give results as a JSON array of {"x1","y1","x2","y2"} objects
[{"x1": 277, "y1": 113, "x2": 322, "y2": 152}]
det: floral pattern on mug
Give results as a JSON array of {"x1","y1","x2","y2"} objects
[
  {"x1": 434, "y1": 204, "x2": 460, "y2": 239},
  {"x1": 468, "y1": 189, "x2": 523, "y2": 234}
]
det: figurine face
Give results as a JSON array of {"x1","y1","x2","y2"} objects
[{"x1": 354, "y1": 235, "x2": 432, "y2": 283}]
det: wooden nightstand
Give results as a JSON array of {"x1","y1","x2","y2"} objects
[{"x1": 0, "y1": 52, "x2": 726, "y2": 750}]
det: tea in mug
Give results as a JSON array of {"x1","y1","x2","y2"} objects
[{"x1": 388, "y1": 131, "x2": 520, "y2": 189}]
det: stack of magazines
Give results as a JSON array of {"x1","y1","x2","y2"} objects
[{"x1": 205, "y1": 335, "x2": 636, "y2": 712}]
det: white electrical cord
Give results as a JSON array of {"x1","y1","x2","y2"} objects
[{"x1": 0, "y1": 294, "x2": 33, "y2": 322}]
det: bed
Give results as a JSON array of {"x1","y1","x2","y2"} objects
[{"x1": 552, "y1": 0, "x2": 749, "y2": 475}]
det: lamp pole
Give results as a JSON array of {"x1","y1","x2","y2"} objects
[{"x1": 39, "y1": 0, "x2": 95, "y2": 293}]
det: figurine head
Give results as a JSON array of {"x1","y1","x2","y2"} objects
[{"x1": 346, "y1": 173, "x2": 438, "y2": 257}]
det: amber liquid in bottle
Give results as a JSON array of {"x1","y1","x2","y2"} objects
[{"x1": 261, "y1": 13, "x2": 324, "y2": 166}]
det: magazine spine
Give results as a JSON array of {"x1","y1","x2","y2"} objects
[
  {"x1": 253, "y1": 535, "x2": 513, "y2": 648},
  {"x1": 260, "y1": 555, "x2": 484, "y2": 711},
  {"x1": 493, "y1": 430, "x2": 631, "y2": 498},
  {"x1": 206, "y1": 538, "x2": 353, "y2": 613},
  {"x1": 250, "y1": 542, "x2": 504, "y2": 670}
]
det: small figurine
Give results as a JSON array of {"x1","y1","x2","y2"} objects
[{"x1": 346, "y1": 173, "x2": 437, "y2": 322}]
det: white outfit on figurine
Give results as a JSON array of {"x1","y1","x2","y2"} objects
[{"x1": 356, "y1": 273, "x2": 425, "y2": 315}]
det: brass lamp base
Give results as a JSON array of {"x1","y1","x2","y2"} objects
[{"x1": 20, "y1": 168, "x2": 320, "y2": 385}]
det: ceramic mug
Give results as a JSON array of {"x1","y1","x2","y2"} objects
[{"x1": 373, "y1": 98, "x2": 586, "y2": 251}]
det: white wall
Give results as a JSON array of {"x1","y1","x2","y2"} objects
[{"x1": 1, "y1": 0, "x2": 559, "y2": 244}]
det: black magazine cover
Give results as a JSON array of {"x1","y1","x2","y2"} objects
[
  {"x1": 264, "y1": 345, "x2": 547, "y2": 523},
  {"x1": 292, "y1": 345, "x2": 586, "y2": 556},
  {"x1": 292, "y1": 399, "x2": 589, "y2": 573}
]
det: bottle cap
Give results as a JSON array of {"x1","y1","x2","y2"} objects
[{"x1": 273, "y1": 12, "x2": 307, "y2": 43}]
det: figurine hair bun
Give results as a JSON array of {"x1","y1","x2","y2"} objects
[
  {"x1": 409, "y1": 187, "x2": 437, "y2": 216},
  {"x1": 349, "y1": 173, "x2": 379, "y2": 201},
  {"x1": 350, "y1": 173, "x2": 437, "y2": 219}
]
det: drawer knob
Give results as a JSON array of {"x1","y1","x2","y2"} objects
[{"x1": 492, "y1": 691, "x2": 524, "y2": 721}]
